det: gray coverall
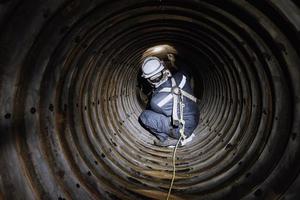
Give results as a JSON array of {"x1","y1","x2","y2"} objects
[{"x1": 139, "y1": 71, "x2": 199, "y2": 141}]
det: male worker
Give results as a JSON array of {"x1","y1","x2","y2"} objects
[{"x1": 139, "y1": 55, "x2": 199, "y2": 147}]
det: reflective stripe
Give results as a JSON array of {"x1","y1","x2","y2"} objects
[
  {"x1": 172, "y1": 95, "x2": 179, "y2": 121},
  {"x1": 157, "y1": 74, "x2": 197, "y2": 110},
  {"x1": 157, "y1": 94, "x2": 173, "y2": 107},
  {"x1": 182, "y1": 90, "x2": 197, "y2": 102},
  {"x1": 171, "y1": 78, "x2": 176, "y2": 87},
  {"x1": 178, "y1": 75, "x2": 186, "y2": 88},
  {"x1": 159, "y1": 88, "x2": 172, "y2": 93}
]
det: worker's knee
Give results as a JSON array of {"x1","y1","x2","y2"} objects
[
  {"x1": 139, "y1": 110, "x2": 159, "y2": 130},
  {"x1": 139, "y1": 110, "x2": 170, "y2": 133},
  {"x1": 139, "y1": 110, "x2": 151, "y2": 126}
]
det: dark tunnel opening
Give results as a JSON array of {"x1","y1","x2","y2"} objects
[{"x1": 0, "y1": 0, "x2": 300, "y2": 200}]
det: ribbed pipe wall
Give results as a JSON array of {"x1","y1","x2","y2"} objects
[{"x1": 0, "y1": 0, "x2": 300, "y2": 199}]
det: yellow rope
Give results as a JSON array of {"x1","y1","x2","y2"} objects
[
  {"x1": 167, "y1": 88, "x2": 186, "y2": 200},
  {"x1": 166, "y1": 135, "x2": 183, "y2": 200}
]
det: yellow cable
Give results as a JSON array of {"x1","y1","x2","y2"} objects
[{"x1": 166, "y1": 135, "x2": 183, "y2": 200}]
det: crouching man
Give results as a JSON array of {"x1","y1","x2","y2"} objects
[{"x1": 139, "y1": 56, "x2": 199, "y2": 147}]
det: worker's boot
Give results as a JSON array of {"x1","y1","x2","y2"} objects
[
  {"x1": 154, "y1": 138, "x2": 179, "y2": 147},
  {"x1": 181, "y1": 133, "x2": 195, "y2": 146}
]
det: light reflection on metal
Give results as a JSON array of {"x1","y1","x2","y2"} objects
[
  {"x1": 152, "y1": 46, "x2": 164, "y2": 53},
  {"x1": 142, "y1": 44, "x2": 177, "y2": 59}
]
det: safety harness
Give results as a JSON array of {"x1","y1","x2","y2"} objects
[{"x1": 157, "y1": 75, "x2": 197, "y2": 141}]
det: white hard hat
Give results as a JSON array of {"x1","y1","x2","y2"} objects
[{"x1": 141, "y1": 57, "x2": 165, "y2": 78}]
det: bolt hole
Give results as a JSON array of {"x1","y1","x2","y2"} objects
[
  {"x1": 254, "y1": 189, "x2": 262, "y2": 197},
  {"x1": 4, "y1": 113, "x2": 11, "y2": 119},
  {"x1": 225, "y1": 143, "x2": 233, "y2": 150},
  {"x1": 76, "y1": 183, "x2": 80, "y2": 188},
  {"x1": 246, "y1": 172, "x2": 251, "y2": 178},
  {"x1": 101, "y1": 153, "x2": 106, "y2": 158},
  {"x1": 291, "y1": 133, "x2": 297, "y2": 141},
  {"x1": 30, "y1": 107, "x2": 36, "y2": 114},
  {"x1": 94, "y1": 160, "x2": 98, "y2": 165},
  {"x1": 49, "y1": 104, "x2": 54, "y2": 112},
  {"x1": 87, "y1": 171, "x2": 92, "y2": 176}
]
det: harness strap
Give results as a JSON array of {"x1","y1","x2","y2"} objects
[
  {"x1": 158, "y1": 75, "x2": 197, "y2": 104},
  {"x1": 178, "y1": 75, "x2": 186, "y2": 88},
  {"x1": 181, "y1": 90, "x2": 197, "y2": 102},
  {"x1": 171, "y1": 78, "x2": 179, "y2": 124},
  {"x1": 159, "y1": 88, "x2": 197, "y2": 103},
  {"x1": 156, "y1": 75, "x2": 196, "y2": 132},
  {"x1": 171, "y1": 77, "x2": 176, "y2": 87}
]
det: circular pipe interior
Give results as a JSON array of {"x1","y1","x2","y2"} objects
[{"x1": 0, "y1": 0, "x2": 300, "y2": 199}]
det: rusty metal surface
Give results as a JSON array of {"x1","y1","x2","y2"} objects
[{"x1": 0, "y1": 0, "x2": 299, "y2": 199}]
